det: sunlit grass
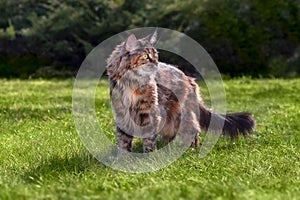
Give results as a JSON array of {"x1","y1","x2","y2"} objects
[{"x1": 0, "y1": 78, "x2": 299, "y2": 199}]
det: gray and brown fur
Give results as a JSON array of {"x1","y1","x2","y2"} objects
[{"x1": 106, "y1": 32, "x2": 255, "y2": 154}]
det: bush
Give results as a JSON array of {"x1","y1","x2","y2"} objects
[
  {"x1": 0, "y1": 56, "x2": 49, "y2": 78},
  {"x1": 0, "y1": 0, "x2": 299, "y2": 78}
]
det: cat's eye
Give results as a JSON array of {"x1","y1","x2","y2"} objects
[{"x1": 142, "y1": 54, "x2": 148, "y2": 59}]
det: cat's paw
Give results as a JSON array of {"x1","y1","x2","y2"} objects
[{"x1": 143, "y1": 146, "x2": 156, "y2": 153}]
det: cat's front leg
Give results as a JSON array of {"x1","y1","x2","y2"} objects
[
  {"x1": 117, "y1": 126, "x2": 133, "y2": 154},
  {"x1": 130, "y1": 85, "x2": 159, "y2": 153},
  {"x1": 129, "y1": 110, "x2": 159, "y2": 153},
  {"x1": 143, "y1": 134, "x2": 158, "y2": 153}
]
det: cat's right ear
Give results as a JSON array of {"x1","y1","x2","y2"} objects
[
  {"x1": 149, "y1": 28, "x2": 158, "y2": 45},
  {"x1": 125, "y1": 34, "x2": 138, "y2": 52},
  {"x1": 143, "y1": 29, "x2": 158, "y2": 45}
]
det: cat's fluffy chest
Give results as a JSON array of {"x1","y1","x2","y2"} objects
[
  {"x1": 117, "y1": 62, "x2": 158, "y2": 107},
  {"x1": 111, "y1": 63, "x2": 161, "y2": 137}
]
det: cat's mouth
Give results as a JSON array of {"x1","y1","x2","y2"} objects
[{"x1": 152, "y1": 60, "x2": 158, "y2": 65}]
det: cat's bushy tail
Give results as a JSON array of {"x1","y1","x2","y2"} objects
[{"x1": 199, "y1": 104, "x2": 255, "y2": 138}]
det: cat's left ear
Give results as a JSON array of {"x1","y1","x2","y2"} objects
[
  {"x1": 125, "y1": 34, "x2": 139, "y2": 52},
  {"x1": 145, "y1": 29, "x2": 158, "y2": 45}
]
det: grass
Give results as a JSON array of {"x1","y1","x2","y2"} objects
[{"x1": 0, "y1": 78, "x2": 299, "y2": 199}]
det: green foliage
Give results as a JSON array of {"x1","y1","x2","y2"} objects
[
  {"x1": 0, "y1": 56, "x2": 49, "y2": 78},
  {"x1": 0, "y1": 0, "x2": 299, "y2": 77},
  {"x1": 181, "y1": 0, "x2": 300, "y2": 77},
  {"x1": 0, "y1": 78, "x2": 299, "y2": 199},
  {"x1": 0, "y1": 19, "x2": 16, "y2": 40}
]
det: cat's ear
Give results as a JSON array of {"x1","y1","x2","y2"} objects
[
  {"x1": 149, "y1": 29, "x2": 158, "y2": 45},
  {"x1": 125, "y1": 34, "x2": 138, "y2": 51},
  {"x1": 143, "y1": 29, "x2": 158, "y2": 45}
]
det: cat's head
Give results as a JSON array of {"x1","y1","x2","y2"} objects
[{"x1": 107, "y1": 31, "x2": 158, "y2": 80}]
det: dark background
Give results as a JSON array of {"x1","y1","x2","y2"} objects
[{"x1": 0, "y1": 0, "x2": 299, "y2": 78}]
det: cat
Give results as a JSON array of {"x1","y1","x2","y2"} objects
[{"x1": 106, "y1": 31, "x2": 255, "y2": 154}]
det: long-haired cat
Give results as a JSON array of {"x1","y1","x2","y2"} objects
[{"x1": 106, "y1": 31, "x2": 255, "y2": 154}]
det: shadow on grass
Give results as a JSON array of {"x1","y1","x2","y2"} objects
[
  {"x1": 1, "y1": 97, "x2": 111, "y2": 122},
  {"x1": 21, "y1": 152, "x2": 103, "y2": 184},
  {"x1": 1, "y1": 106, "x2": 72, "y2": 122}
]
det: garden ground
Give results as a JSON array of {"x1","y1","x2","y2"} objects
[{"x1": 0, "y1": 78, "x2": 299, "y2": 199}]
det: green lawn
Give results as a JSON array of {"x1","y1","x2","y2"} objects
[{"x1": 0, "y1": 78, "x2": 299, "y2": 200}]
